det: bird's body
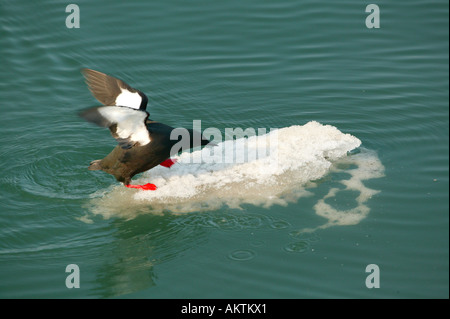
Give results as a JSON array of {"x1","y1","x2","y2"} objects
[{"x1": 79, "y1": 69, "x2": 214, "y2": 189}]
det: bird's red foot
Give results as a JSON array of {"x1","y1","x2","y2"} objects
[
  {"x1": 159, "y1": 158, "x2": 178, "y2": 168},
  {"x1": 126, "y1": 183, "x2": 157, "y2": 190}
]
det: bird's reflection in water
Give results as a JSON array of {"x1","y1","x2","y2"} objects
[{"x1": 91, "y1": 214, "x2": 207, "y2": 298}]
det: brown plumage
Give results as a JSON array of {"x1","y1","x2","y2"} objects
[
  {"x1": 81, "y1": 68, "x2": 148, "y2": 109},
  {"x1": 79, "y1": 69, "x2": 214, "y2": 187}
]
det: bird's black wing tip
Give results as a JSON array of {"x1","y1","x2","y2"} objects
[{"x1": 78, "y1": 106, "x2": 111, "y2": 127}]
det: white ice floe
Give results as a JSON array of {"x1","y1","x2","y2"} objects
[{"x1": 84, "y1": 121, "x2": 384, "y2": 229}]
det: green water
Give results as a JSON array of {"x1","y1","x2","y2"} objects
[{"x1": 0, "y1": 0, "x2": 448, "y2": 298}]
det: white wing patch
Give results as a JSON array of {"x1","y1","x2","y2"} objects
[
  {"x1": 115, "y1": 88, "x2": 142, "y2": 109},
  {"x1": 97, "y1": 106, "x2": 151, "y2": 147}
]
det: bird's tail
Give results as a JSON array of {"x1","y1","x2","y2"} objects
[{"x1": 88, "y1": 160, "x2": 102, "y2": 170}]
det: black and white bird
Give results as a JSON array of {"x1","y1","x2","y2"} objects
[{"x1": 79, "y1": 69, "x2": 215, "y2": 190}]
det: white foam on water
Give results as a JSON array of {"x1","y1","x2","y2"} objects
[{"x1": 84, "y1": 121, "x2": 384, "y2": 228}]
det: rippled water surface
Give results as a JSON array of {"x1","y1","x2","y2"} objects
[{"x1": 0, "y1": 0, "x2": 448, "y2": 298}]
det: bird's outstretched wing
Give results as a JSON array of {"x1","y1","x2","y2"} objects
[
  {"x1": 79, "y1": 106, "x2": 150, "y2": 149},
  {"x1": 82, "y1": 68, "x2": 148, "y2": 110}
]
